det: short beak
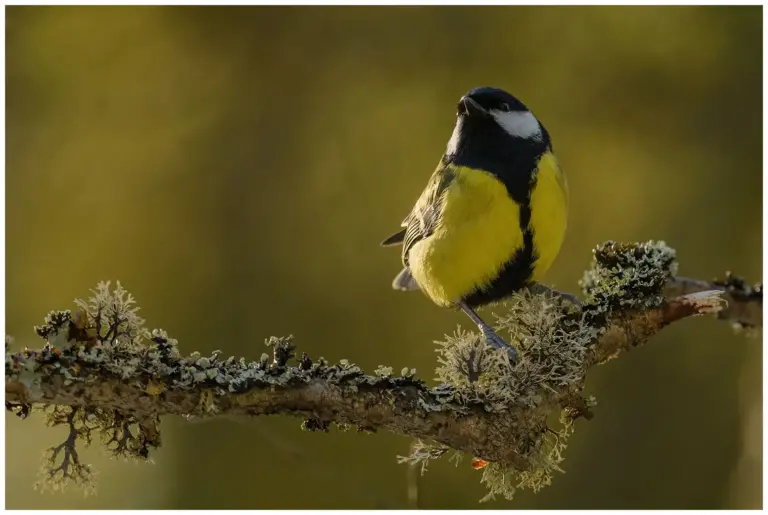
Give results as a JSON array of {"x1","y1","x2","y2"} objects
[{"x1": 458, "y1": 96, "x2": 487, "y2": 117}]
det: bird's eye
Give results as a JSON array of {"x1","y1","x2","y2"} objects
[{"x1": 499, "y1": 102, "x2": 510, "y2": 112}]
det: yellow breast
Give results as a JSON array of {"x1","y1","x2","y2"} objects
[
  {"x1": 529, "y1": 151, "x2": 568, "y2": 281},
  {"x1": 408, "y1": 166, "x2": 524, "y2": 307},
  {"x1": 408, "y1": 152, "x2": 568, "y2": 307}
]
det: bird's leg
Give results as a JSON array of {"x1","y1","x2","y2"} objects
[
  {"x1": 526, "y1": 282, "x2": 582, "y2": 307},
  {"x1": 458, "y1": 301, "x2": 518, "y2": 361}
]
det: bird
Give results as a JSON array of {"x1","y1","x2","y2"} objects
[{"x1": 381, "y1": 86, "x2": 569, "y2": 359}]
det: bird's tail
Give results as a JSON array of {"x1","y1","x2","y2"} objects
[{"x1": 392, "y1": 267, "x2": 420, "y2": 291}]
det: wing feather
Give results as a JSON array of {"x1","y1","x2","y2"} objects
[
  {"x1": 401, "y1": 164, "x2": 456, "y2": 266},
  {"x1": 380, "y1": 229, "x2": 406, "y2": 247}
]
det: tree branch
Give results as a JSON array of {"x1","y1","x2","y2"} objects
[
  {"x1": 5, "y1": 240, "x2": 761, "y2": 501},
  {"x1": 665, "y1": 274, "x2": 762, "y2": 330}
]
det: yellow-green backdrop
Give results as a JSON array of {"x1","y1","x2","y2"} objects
[{"x1": 6, "y1": 5, "x2": 762, "y2": 509}]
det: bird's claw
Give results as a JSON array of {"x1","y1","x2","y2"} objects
[{"x1": 480, "y1": 325, "x2": 518, "y2": 362}]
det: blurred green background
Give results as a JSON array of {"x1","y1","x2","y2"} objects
[{"x1": 5, "y1": 5, "x2": 762, "y2": 509}]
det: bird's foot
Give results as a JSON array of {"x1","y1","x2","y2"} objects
[{"x1": 480, "y1": 324, "x2": 518, "y2": 362}]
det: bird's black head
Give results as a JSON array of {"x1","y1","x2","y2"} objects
[
  {"x1": 447, "y1": 86, "x2": 548, "y2": 154},
  {"x1": 444, "y1": 86, "x2": 551, "y2": 183},
  {"x1": 454, "y1": 86, "x2": 543, "y2": 144},
  {"x1": 457, "y1": 86, "x2": 530, "y2": 117}
]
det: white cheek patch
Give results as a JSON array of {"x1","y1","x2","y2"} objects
[{"x1": 491, "y1": 110, "x2": 542, "y2": 140}]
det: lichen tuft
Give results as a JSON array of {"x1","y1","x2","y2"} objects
[
  {"x1": 396, "y1": 440, "x2": 449, "y2": 475},
  {"x1": 580, "y1": 240, "x2": 678, "y2": 327},
  {"x1": 427, "y1": 290, "x2": 596, "y2": 500}
]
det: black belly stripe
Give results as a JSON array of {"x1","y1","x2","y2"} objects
[
  {"x1": 445, "y1": 115, "x2": 551, "y2": 308},
  {"x1": 462, "y1": 187, "x2": 537, "y2": 308}
]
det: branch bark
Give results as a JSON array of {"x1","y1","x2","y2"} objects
[
  {"x1": 665, "y1": 275, "x2": 762, "y2": 329},
  {"x1": 4, "y1": 290, "x2": 741, "y2": 466}
]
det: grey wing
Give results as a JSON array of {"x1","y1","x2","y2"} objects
[
  {"x1": 401, "y1": 165, "x2": 455, "y2": 267},
  {"x1": 385, "y1": 163, "x2": 455, "y2": 293}
]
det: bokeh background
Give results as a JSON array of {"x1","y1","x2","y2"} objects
[{"x1": 5, "y1": 5, "x2": 762, "y2": 509}]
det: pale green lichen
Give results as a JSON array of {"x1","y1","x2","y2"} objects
[
  {"x1": 72, "y1": 280, "x2": 146, "y2": 348},
  {"x1": 428, "y1": 241, "x2": 684, "y2": 501},
  {"x1": 11, "y1": 281, "x2": 594, "y2": 502},
  {"x1": 580, "y1": 240, "x2": 678, "y2": 327},
  {"x1": 374, "y1": 365, "x2": 393, "y2": 377},
  {"x1": 478, "y1": 413, "x2": 576, "y2": 502},
  {"x1": 10, "y1": 283, "x2": 165, "y2": 495},
  {"x1": 7, "y1": 282, "x2": 430, "y2": 496},
  {"x1": 494, "y1": 292, "x2": 594, "y2": 403},
  {"x1": 9, "y1": 240, "x2": 750, "y2": 504},
  {"x1": 396, "y1": 440, "x2": 449, "y2": 475},
  {"x1": 423, "y1": 243, "x2": 682, "y2": 501},
  {"x1": 434, "y1": 289, "x2": 594, "y2": 413},
  {"x1": 426, "y1": 290, "x2": 595, "y2": 501}
]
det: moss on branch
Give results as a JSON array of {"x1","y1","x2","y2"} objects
[{"x1": 5, "y1": 241, "x2": 760, "y2": 502}]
